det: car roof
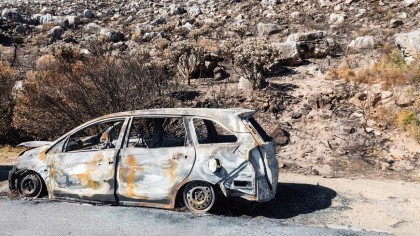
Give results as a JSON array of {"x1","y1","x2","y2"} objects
[
  {"x1": 95, "y1": 108, "x2": 255, "y2": 121},
  {"x1": 54, "y1": 108, "x2": 256, "y2": 144}
]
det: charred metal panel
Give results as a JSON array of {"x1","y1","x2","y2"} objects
[
  {"x1": 117, "y1": 146, "x2": 195, "y2": 205},
  {"x1": 51, "y1": 150, "x2": 116, "y2": 202}
]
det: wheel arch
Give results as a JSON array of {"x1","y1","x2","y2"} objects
[
  {"x1": 173, "y1": 179, "x2": 222, "y2": 209},
  {"x1": 10, "y1": 168, "x2": 48, "y2": 197}
]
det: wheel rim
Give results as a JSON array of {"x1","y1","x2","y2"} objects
[
  {"x1": 184, "y1": 182, "x2": 214, "y2": 212},
  {"x1": 19, "y1": 173, "x2": 42, "y2": 197},
  {"x1": 22, "y1": 178, "x2": 36, "y2": 195}
]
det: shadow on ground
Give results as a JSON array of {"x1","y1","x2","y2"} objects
[
  {"x1": 214, "y1": 182, "x2": 337, "y2": 219},
  {"x1": 0, "y1": 165, "x2": 12, "y2": 181}
]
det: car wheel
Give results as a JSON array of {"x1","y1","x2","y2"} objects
[
  {"x1": 183, "y1": 181, "x2": 215, "y2": 213},
  {"x1": 17, "y1": 172, "x2": 43, "y2": 198}
]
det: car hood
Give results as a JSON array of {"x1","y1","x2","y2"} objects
[{"x1": 17, "y1": 141, "x2": 54, "y2": 148}]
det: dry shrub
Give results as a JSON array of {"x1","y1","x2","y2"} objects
[
  {"x1": 153, "y1": 38, "x2": 171, "y2": 50},
  {"x1": 0, "y1": 62, "x2": 19, "y2": 144},
  {"x1": 13, "y1": 46, "x2": 178, "y2": 140},
  {"x1": 222, "y1": 38, "x2": 282, "y2": 90},
  {"x1": 169, "y1": 41, "x2": 209, "y2": 85}
]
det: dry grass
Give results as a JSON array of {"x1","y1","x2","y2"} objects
[
  {"x1": 0, "y1": 145, "x2": 25, "y2": 164},
  {"x1": 328, "y1": 51, "x2": 420, "y2": 90},
  {"x1": 396, "y1": 110, "x2": 420, "y2": 142}
]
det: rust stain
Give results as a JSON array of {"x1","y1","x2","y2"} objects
[
  {"x1": 127, "y1": 155, "x2": 143, "y2": 197},
  {"x1": 38, "y1": 147, "x2": 48, "y2": 161},
  {"x1": 74, "y1": 172, "x2": 100, "y2": 189}
]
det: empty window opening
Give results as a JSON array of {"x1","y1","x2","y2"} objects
[
  {"x1": 193, "y1": 118, "x2": 237, "y2": 144},
  {"x1": 66, "y1": 120, "x2": 124, "y2": 152},
  {"x1": 127, "y1": 117, "x2": 188, "y2": 148}
]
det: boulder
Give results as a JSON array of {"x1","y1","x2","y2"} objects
[
  {"x1": 329, "y1": 13, "x2": 345, "y2": 25},
  {"x1": 238, "y1": 76, "x2": 254, "y2": 91},
  {"x1": 395, "y1": 30, "x2": 420, "y2": 63},
  {"x1": 287, "y1": 31, "x2": 333, "y2": 59},
  {"x1": 404, "y1": 0, "x2": 417, "y2": 7},
  {"x1": 2, "y1": 8, "x2": 24, "y2": 22},
  {"x1": 188, "y1": 5, "x2": 202, "y2": 17},
  {"x1": 287, "y1": 31, "x2": 327, "y2": 42},
  {"x1": 38, "y1": 14, "x2": 54, "y2": 24},
  {"x1": 83, "y1": 9, "x2": 94, "y2": 18},
  {"x1": 169, "y1": 4, "x2": 185, "y2": 15},
  {"x1": 390, "y1": 19, "x2": 404, "y2": 28},
  {"x1": 84, "y1": 22, "x2": 103, "y2": 34},
  {"x1": 261, "y1": 0, "x2": 281, "y2": 7},
  {"x1": 257, "y1": 23, "x2": 281, "y2": 35},
  {"x1": 100, "y1": 28, "x2": 124, "y2": 42},
  {"x1": 48, "y1": 26, "x2": 64, "y2": 40},
  {"x1": 271, "y1": 42, "x2": 302, "y2": 66},
  {"x1": 213, "y1": 67, "x2": 229, "y2": 80},
  {"x1": 348, "y1": 36, "x2": 374, "y2": 52}
]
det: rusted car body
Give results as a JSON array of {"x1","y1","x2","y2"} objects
[{"x1": 9, "y1": 108, "x2": 278, "y2": 212}]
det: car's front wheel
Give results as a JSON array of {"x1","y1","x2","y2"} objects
[
  {"x1": 183, "y1": 181, "x2": 216, "y2": 213},
  {"x1": 17, "y1": 172, "x2": 44, "y2": 198}
]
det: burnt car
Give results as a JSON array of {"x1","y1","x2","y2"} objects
[{"x1": 9, "y1": 108, "x2": 278, "y2": 212}]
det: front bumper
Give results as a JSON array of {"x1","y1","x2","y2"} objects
[{"x1": 8, "y1": 166, "x2": 20, "y2": 191}]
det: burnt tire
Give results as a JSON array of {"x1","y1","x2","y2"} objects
[
  {"x1": 17, "y1": 172, "x2": 44, "y2": 198},
  {"x1": 183, "y1": 181, "x2": 215, "y2": 213}
]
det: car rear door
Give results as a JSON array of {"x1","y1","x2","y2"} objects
[
  {"x1": 50, "y1": 118, "x2": 128, "y2": 203},
  {"x1": 116, "y1": 116, "x2": 195, "y2": 207}
]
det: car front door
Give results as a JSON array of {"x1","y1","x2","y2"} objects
[
  {"x1": 50, "y1": 118, "x2": 128, "y2": 203},
  {"x1": 116, "y1": 116, "x2": 195, "y2": 207}
]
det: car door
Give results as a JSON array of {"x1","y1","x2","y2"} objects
[
  {"x1": 117, "y1": 116, "x2": 195, "y2": 206},
  {"x1": 50, "y1": 118, "x2": 128, "y2": 203}
]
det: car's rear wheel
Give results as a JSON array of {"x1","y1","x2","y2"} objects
[
  {"x1": 183, "y1": 181, "x2": 215, "y2": 213},
  {"x1": 17, "y1": 172, "x2": 44, "y2": 198}
]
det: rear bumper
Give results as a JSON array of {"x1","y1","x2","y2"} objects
[{"x1": 220, "y1": 173, "x2": 277, "y2": 202}]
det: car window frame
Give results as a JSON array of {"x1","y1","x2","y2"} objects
[
  {"x1": 123, "y1": 115, "x2": 193, "y2": 149},
  {"x1": 190, "y1": 116, "x2": 239, "y2": 146},
  {"x1": 61, "y1": 117, "x2": 129, "y2": 153}
]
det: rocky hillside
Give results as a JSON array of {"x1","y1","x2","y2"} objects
[{"x1": 1, "y1": 0, "x2": 419, "y2": 180}]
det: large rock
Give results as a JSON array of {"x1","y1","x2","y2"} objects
[
  {"x1": 287, "y1": 31, "x2": 327, "y2": 42},
  {"x1": 271, "y1": 42, "x2": 302, "y2": 66},
  {"x1": 329, "y1": 13, "x2": 345, "y2": 26},
  {"x1": 100, "y1": 28, "x2": 124, "y2": 42},
  {"x1": 169, "y1": 4, "x2": 185, "y2": 15},
  {"x1": 348, "y1": 36, "x2": 374, "y2": 52},
  {"x1": 404, "y1": 0, "x2": 417, "y2": 7},
  {"x1": 48, "y1": 26, "x2": 64, "y2": 40},
  {"x1": 84, "y1": 22, "x2": 103, "y2": 34},
  {"x1": 238, "y1": 76, "x2": 254, "y2": 91},
  {"x1": 395, "y1": 30, "x2": 420, "y2": 63},
  {"x1": 2, "y1": 8, "x2": 24, "y2": 22},
  {"x1": 257, "y1": 23, "x2": 281, "y2": 35},
  {"x1": 287, "y1": 31, "x2": 334, "y2": 59},
  {"x1": 188, "y1": 5, "x2": 202, "y2": 17}
]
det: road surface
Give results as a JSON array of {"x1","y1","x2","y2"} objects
[{"x1": 0, "y1": 198, "x2": 389, "y2": 236}]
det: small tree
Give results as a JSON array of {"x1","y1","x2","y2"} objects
[
  {"x1": 170, "y1": 41, "x2": 207, "y2": 85},
  {"x1": 223, "y1": 39, "x2": 280, "y2": 90}
]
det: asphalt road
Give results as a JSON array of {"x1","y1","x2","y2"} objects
[
  {"x1": 0, "y1": 198, "x2": 391, "y2": 236},
  {"x1": 0, "y1": 165, "x2": 391, "y2": 236}
]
